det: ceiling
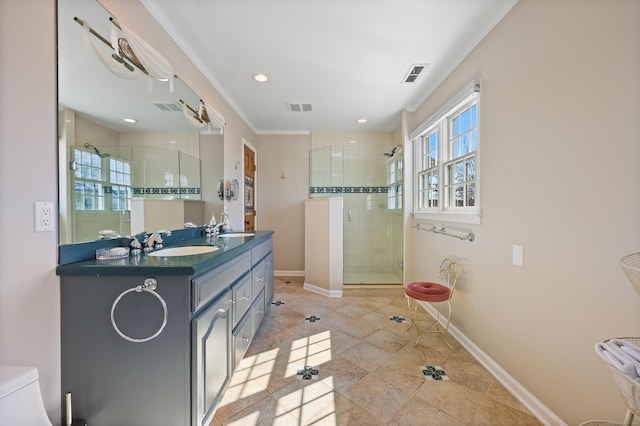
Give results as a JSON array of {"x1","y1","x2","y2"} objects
[{"x1": 140, "y1": 0, "x2": 518, "y2": 134}]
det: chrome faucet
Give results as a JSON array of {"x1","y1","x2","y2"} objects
[
  {"x1": 205, "y1": 209, "x2": 230, "y2": 236},
  {"x1": 143, "y1": 230, "x2": 171, "y2": 252}
]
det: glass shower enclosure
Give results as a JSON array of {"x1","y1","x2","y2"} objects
[{"x1": 309, "y1": 145, "x2": 403, "y2": 285}]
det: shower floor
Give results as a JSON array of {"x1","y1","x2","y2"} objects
[{"x1": 343, "y1": 272, "x2": 401, "y2": 285}]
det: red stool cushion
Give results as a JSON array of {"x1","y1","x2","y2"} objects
[{"x1": 405, "y1": 282, "x2": 450, "y2": 302}]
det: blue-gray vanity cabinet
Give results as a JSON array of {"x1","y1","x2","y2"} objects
[{"x1": 59, "y1": 234, "x2": 274, "y2": 426}]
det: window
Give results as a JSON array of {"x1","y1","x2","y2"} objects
[
  {"x1": 73, "y1": 149, "x2": 105, "y2": 210},
  {"x1": 73, "y1": 148, "x2": 132, "y2": 212},
  {"x1": 412, "y1": 80, "x2": 480, "y2": 224},
  {"x1": 109, "y1": 158, "x2": 132, "y2": 211},
  {"x1": 387, "y1": 150, "x2": 403, "y2": 210}
]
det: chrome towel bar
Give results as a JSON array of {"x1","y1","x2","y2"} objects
[{"x1": 412, "y1": 224, "x2": 475, "y2": 242}]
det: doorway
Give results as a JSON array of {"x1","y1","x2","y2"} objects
[{"x1": 244, "y1": 144, "x2": 256, "y2": 231}]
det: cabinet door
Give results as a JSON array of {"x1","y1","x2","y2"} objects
[{"x1": 193, "y1": 290, "x2": 232, "y2": 426}]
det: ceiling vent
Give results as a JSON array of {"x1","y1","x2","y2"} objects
[
  {"x1": 152, "y1": 101, "x2": 182, "y2": 112},
  {"x1": 286, "y1": 102, "x2": 312, "y2": 112},
  {"x1": 402, "y1": 64, "x2": 428, "y2": 83}
]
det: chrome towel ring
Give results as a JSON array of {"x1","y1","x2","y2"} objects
[{"x1": 110, "y1": 278, "x2": 168, "y2": 343}]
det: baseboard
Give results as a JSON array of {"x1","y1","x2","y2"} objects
[
  {"x1": 419, "y1": 301, "x2": 566, "y2": 426},
  {"x1": 303, "y1": 282, "x2": 343, "y2": 298},
  {"x1": 275, "y1": 270, "x2": 305, "y2": 277}
]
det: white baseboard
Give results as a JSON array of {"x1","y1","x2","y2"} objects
[
  {"x1": 303, "y1": 282, "x2": 343, "y2": 298},
  {"x1": 418, "y1": 301, "x2": 566, "y2": 426},
  {"x1": 275, "y1": 270, "x2": 305, "y2": 277}
]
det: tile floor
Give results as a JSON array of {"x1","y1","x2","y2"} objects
[{"x1": 211, "y1": 277, "x2": 543, "y2": 425}]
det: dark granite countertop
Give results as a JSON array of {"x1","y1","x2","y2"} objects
[{"x1": 56, "y1": 231, "x2": 273, "y2": 278}]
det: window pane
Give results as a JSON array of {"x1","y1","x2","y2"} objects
[
  {"x1": 470, "y1": 129, "x2": 477, "y2": 152},
  {"x1": 460, "y1": 108, "x2": 470, "y2": 133},
  {"x1": 467, "y1": 183, "x2": 476, "y2": 207},
  {"x1": 466, "y1": 157, "x2": 475, "y2": 181},
  {"x1": 452, "y1": 116, "x2": 459, "y2": 137}
]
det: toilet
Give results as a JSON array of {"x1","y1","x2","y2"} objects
[{"x1": 0, "y1": 365, "x2": 52, "y2": 425}]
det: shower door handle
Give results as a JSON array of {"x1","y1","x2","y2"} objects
[{"x1": 347, "y1": 209, "x2": 352, "y2": 222}]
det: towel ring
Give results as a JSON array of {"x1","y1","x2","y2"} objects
[{"x1": 110, "y1": 278, "x2": 168, "y2": 343}]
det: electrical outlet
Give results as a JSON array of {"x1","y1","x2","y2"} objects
[{"x1": 34, "y1": 201, "x2": 55, "y2": 232}]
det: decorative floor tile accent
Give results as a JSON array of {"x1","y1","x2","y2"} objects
[
  {"x1": 421, "y1": 365, "x2": 449, "y2": 381},
  {"x1": 297, "y1": 365, "x2": 319, "y2": 380},
  {"x1": 271, "y1": 300, "x2": 285, "y2": 306},
  {"x1": 282, "y1": 280, "x2": 293, "y2": 285},
  {"x1": 389, "y1": 315, "x2": 406, "y2": 323},
  {"x1": 305, "y1": 315, "x2": 321, "y2": 322}
]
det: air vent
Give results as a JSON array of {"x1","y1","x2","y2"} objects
[
  {"x1": 402, "y1": 63, "x2": 428, "y2": 83},
  {"x1": 286, "y1": 102, "x2": 313, "y2": 112},
  {"x1": 152, "y1": 102, "x2": 182, "y2": 112}
]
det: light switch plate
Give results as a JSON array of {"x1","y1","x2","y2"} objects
[{"x1": 512, "y1": 244, "x2": 524, "y2": 267}]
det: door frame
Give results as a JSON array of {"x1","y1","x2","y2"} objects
[{"x1": 242, "y1": 138, "x2": 258, "y2": 230}]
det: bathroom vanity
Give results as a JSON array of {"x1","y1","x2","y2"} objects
[{"x1": 56, "y1": 231, "x2": 273, "y2": 426}]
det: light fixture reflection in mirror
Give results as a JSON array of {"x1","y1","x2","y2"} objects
[{"x1": 57, "y1": 0, "x2": 224, "y2": 245}]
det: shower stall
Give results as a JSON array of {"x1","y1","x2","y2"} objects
[{"x1": 309, "y1": 145, "x2": 403, "y2": 285}]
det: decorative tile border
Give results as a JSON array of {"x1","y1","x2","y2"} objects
[
  {"x1": 421, "y1": 365, "x2": 449, "y2": 380},
  {"x1": 309, "y1": 186, "x2": 390, "y2": 194},
  {"x1": 133, "y1": 187, "x2": 201, "y2": 195}
]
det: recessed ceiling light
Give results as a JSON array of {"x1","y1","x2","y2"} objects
[
  {"x1": 253, "y1": 73, "x2": 268, "y2": 83},
  {"x1": 356, "y1": 118, "x2": 368, "y2": 124},
  {"x1": 123, "y1": 118, "x2": 137, "y2": 123},
  {"x1": 169, "y1": 140, "x2": 177, "y2": 144}
]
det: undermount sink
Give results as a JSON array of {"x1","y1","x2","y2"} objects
[
  {"x1": 147, "y1": 246, "x2": 219, "y2": 257},
  {"x1": 216, "y1": 233, "x2": 256, "y2": 238}
]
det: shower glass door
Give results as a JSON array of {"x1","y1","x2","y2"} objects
[{"x1": 342, "y1": 145, "x2": 403, "y2": 285}]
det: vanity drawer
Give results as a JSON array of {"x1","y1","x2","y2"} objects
[
  {"x1": 192, "y1": 252, "x2": 251, "y2": 313},
  {"x1": 251, "y1": 239, "x2": 272, "y2": 266},
  {"x1": 232, "y1": 273, "x2": 253, "y2": 328},
  {"x1": 233, "y1": 312, "x2": 253, "y2": 369},
  {"x1": 252, "y1": 257, "x2": 267, "y2": 297}
]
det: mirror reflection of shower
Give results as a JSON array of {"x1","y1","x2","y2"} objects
[{"x1": 84, "y1": 143, "x2": 110, "y2": 158}]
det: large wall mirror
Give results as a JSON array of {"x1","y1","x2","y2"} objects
[{"x1": 57, "y1": 0, "x2": 224, "y2": 245}]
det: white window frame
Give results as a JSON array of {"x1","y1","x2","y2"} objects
[{"x1": 411, "y1": 80, "x2": 481, "y2": 225}]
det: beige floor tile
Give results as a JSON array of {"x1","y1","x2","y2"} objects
[
  {"x1": 413, "y1": 379, "x2": 485, "y2": 424},
  {"x1": 215, "y1": 279, "x2": 544, "y2": 425},
  {"x1": 316, "y1": 354, "x2": 369, "y2": 394},
  {"x1": 372, "y1": 354, "x2": 427, "y2": 394},
  {"x1": 389, "y1": 397, "x2": 466, "y2": 426},
  {"x1": 338, "y1": 340, "x2": 393, "y2": 372},
  {"x1": 306, "y1": 394, "x2": 387, "y2": 426},
  {"x1": 343, "y1": 374, "x2": 412, "y2": 423},
  {"x1": 365, "y1": 328, "x2": 413, "y2": 354},
  {"x1": 484, "y1": 380, "x2": 537, "y2": 417},
  {"x1": 470, "y1": 397, "x2": 543, "y2": 425}
]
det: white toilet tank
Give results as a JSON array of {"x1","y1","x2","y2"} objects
[{"x1": 0, "y1": 365, "x2": 52, "y2": 425}]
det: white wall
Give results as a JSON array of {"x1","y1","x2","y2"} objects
[
  {"x1": 404, "y1": 0, "x2": 640, "y2": 423},
  {"x1": 0, "y1": 0, "x2": 60, "y2": 423}
]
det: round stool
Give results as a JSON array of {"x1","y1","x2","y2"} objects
[{"x1": 405, "y1": 258, "x2": 459, "y2": 348}]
